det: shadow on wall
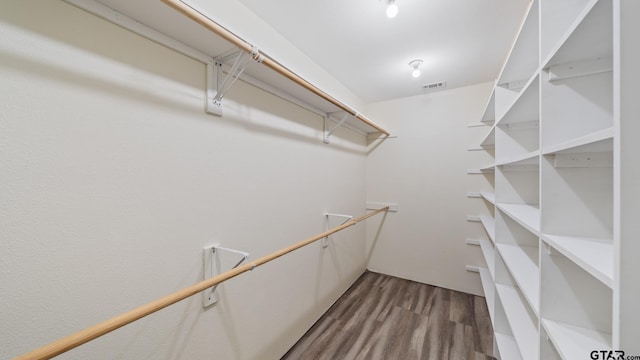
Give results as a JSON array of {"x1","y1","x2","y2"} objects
[
  {"x1": 367, "y1": 135, "x2": 396, "y2": 156},
  {"x1": 1, "y1": 42, "x2": 369, "y2": 157},
  {"x1": 0, "y1": 48, "x2": 203, "y2": 117},
  {"x1": 366, "y1": 211, "x2": 388, "y2": 264},
  {"x1": 0, "y1": 39, "x2": 367, "y2": 159},
  {"x1": 2, "y1": 0, "x2": 375, "y2": 156},
  {"x1": 0, "y1": 0, "x2": 200, "y2": 89},
  {"x1": 222, "y1": 83, "x2": 370, "y2": 156},
  {"x1": 138, "y1": 296, "x2": 201, "y2": 360}
]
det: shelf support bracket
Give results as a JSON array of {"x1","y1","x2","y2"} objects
[
  {"x1": 323, "y1": 112, "x2": 355, "y2": 144},
  {"x1": 202, "y1": 245, "x2": 250, "y2": 307},
  {"x1": 207, "y1": 47, "x2": 264, "y2": 117},
  {"x1": 323, "y1": 213, "x2": 354, "y2": 247}
]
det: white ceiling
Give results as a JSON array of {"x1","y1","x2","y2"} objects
[
  {"x1": 78, "y1": 0, "x2": 529, "y2": 107},
  {"x1": 235, "y1": 0, "x2": 530, "y2": 102}
]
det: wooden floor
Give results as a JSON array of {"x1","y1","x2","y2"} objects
[{"x1": 282, "y1": 271, "x2": 495, "y2": 360}]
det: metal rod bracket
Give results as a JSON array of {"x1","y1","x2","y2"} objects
[
  {"x1": 206, "y1": 47, "x2": 264, "y2": 117},
  {"x1": 323, "y1": 112, "x2": 355, "y2": 144},
  {"x1": 203, "y1": 244, "x2": 250, "y2": 307},
  {"x1": 322, "y1": 213, "x2": 354, "y2": 247}
]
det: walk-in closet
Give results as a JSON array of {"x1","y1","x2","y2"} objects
[{"x1": 2, "y1": 0, "x2": 638, "y2": 359}]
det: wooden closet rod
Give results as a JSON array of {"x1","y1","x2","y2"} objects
[
  {"x1": 160, "y1": 0, "x2": 390, "y2": 137},
  {"x1": 15, "y1": 206, "x2": 388, "y2": 360}
]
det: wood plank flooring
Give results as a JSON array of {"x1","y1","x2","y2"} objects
[{"x1": 282, "y1": 271, "x2": 495, "y2": 360}]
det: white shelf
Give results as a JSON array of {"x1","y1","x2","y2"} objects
[
  {"x1": 540, "y1": 152, "x2": 612, "y2": 240},
  {"x1": 481, "y1": 164, "x2": 496, "y2": 172},
  {"x1": 497, "y1": 203, "x2": 540, "y2": 236},
  {"x1": 496, "y1": 150, "x2": 539, "y2": 167},
  {"x1": 542, "y1": 127, "x2": 613, "y2": 155},
  {"x1": 539, "y1": 0, "x2": 613, "y2": 150},
  {"x1": 542, "y1": 0, "x2": 612, "y2": 69},
  {"x1": 480, "y1": 215, "x2": 496, "y2": 243},
  {"x1": 480, "y1": 192, "x2": 496, "y2": 205},
  {"x1": 495, "y1": 79, "x2": 540, "y2": 162},
  {"x1": 481, "y1": 90, "x2": 496, "y2": 125},
  {"x1": 467, "y1": 166, "x2": 495, "y2": 174},
  {"x1": 541, "y1": 234, "x2": 613, "y2": 288},
  {"x1": 495, "y1": 72, "x2": 539, "y2": 162},
  {"x1": 479, "y1": 239, "x2": 496, "y2": 278},
  {"x1": 497, "y1": 73, "x2": 540, "y2": 126},
  {"x1": 540, "y1": 68, "x2": 612, "y2": 149},
  {"x1": 496, "y1": 244, "x2": 539, "y2": 315},
  {"x1": 495, "y1": 284, "x2": 539, "y2": 360},
  {"x1": 70, "y1": 0, "x2": 390, "y2": 138},
  {"x1": 542, "y1": 319, "x2": 611, "y2": 360},
  {"x1": 479, "y1": 267, "x2": 496, "y2": 322},
  {"x1": 547, "y1": 57, "x2": 611, "y2": 82},
  {"x1": 540, "y1": 327, "x2": 563, "y2": 360},
  {"x1": 480, "y1": 126, "x2": 496, "y2": 149},
  {"x1": 498, "y1": 0, "x2": 539, "y2": 86},
  {"x1": 540, "y1": 0, "x2": 597, "y2": 63},
  {"x1": 540, "y1": 247, "x2": 613, "y2": 346},
  {"x1": 495, "y1": 332, "x2": 523, "y2": 360},
  {"x1": 468, "y1": 122, "x2": 491, "y2": 128}
]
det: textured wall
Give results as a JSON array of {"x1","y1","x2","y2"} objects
[
  {"x1": 365, "y1": 82, "x2": 494, "y2": 296},
  {"x1": 0, "y1": 1, "x2": 369, "y2": 358}
]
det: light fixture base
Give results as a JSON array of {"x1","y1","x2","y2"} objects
[
  {"x1": 386, "y1": 0, "x2": 398, "y2": 18},
  {"x1": 409, "y1": 59, "x2": 423, "y2": 78},
  {"x1": 408, "y1": 59, "x2": 423, "y2": 68}
]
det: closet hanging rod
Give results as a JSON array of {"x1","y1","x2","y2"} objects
[
  {"x1": 161, "y1": 0, "x2": 390, "y2": 137},
  {"x1": 15, "y1": 206, "x2": 389, "y2": 360}
]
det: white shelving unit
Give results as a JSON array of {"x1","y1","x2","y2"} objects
[
  {"x1": 497, "y1": 203, "x2": 540, "y2": 236},
  {"x1": 541, "y1": 234, "x2": 612, "y2": 288},
  {"x1": 481, "y1": 90, "x2": 496, "y2": 125},
  {"x1": 495, "y1": 332, "x2": 523, "y2": 360},
  {"x1": 480, "y1": 215, "x2": 496, "y2": 243},
  {"x1": 496, "y1": 243, "x2": 539, "y2": 315},
  {"x1": 479, "y1": 239, "x2": 496, "y2": 277},
  {"x1": 479, "y1": 267, "x2": 496, "y2": 320},
  {"x1": 542, "y1": 319, "x2": 611, "y2": 360},
  {"x1": 492, "y1": 253, "x2": 522, "y2": 360},
  {"x1": 480, "y1": 127, "x2": 496, "y2": 149},
  {"x1": 495, "y1": 73, "x2": 540, "y2": 165},
  {"x1": 480, "y1": 191, "x2": 496, "y2": 205},
  {"x1": 495, "y1": 283, "x2": 539, "y2": 360},
  {"x1": 467, "y1": 0, "x2": 640, "y2": 358},
  {"x1": 540, "y1": 246, "x2": 613, "y2": 358}
]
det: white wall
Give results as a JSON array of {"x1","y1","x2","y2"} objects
[
  {"x1": 365, "y1": 82, "x2": 494, "y2": 296},
  {"x1": 0, "y1": 1, "x2": 371, "y2": 359}
]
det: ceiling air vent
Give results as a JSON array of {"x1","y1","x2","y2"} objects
[{"x1": 422, "y1": 81, "x2": 446, "y2": 90}]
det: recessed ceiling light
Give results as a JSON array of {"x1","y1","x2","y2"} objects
[
  {"x1": 409, "y1": 59, "x2": 423, "y2": 78},
  {"x1": 386, "y1": 0, "x2": 398, "y2": 18}
]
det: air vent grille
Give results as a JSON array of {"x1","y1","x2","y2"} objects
[{"x1": 422, "y1": 81, "x2": 447, "y2": 90}]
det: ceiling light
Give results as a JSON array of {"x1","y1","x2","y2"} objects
[
  {"x1": 386, "y1": 0, "x2": 398, "y2": 18},
  {"x1": 409, "y1": 59, "x2": 423, "y2": 78}
]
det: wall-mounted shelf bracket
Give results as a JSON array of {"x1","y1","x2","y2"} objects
[
  {"x1": 547, "y1": 57, "x2": 613, "y2": 82},
  {"x1": 366, "y1": 202, "x2": 398, "y2": 212},
  {"x1": 323, "y1": 213, "x2": 354, "y2": 247},
  {"x1": 323, "y1": 112, "x2": 355, "y2": 144},
  {"x1": 207, "y1": 47, "x2": 264, "y2": 117},
  {"x1": 465, "y1": 265, "x2": 480, "y2": 273},
  {"x1": 202, "y1": 244, "x2": 250, "y2": 307},
  {"x1": 465, "y1": 238, "x2": 482, "y2": 246}
]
